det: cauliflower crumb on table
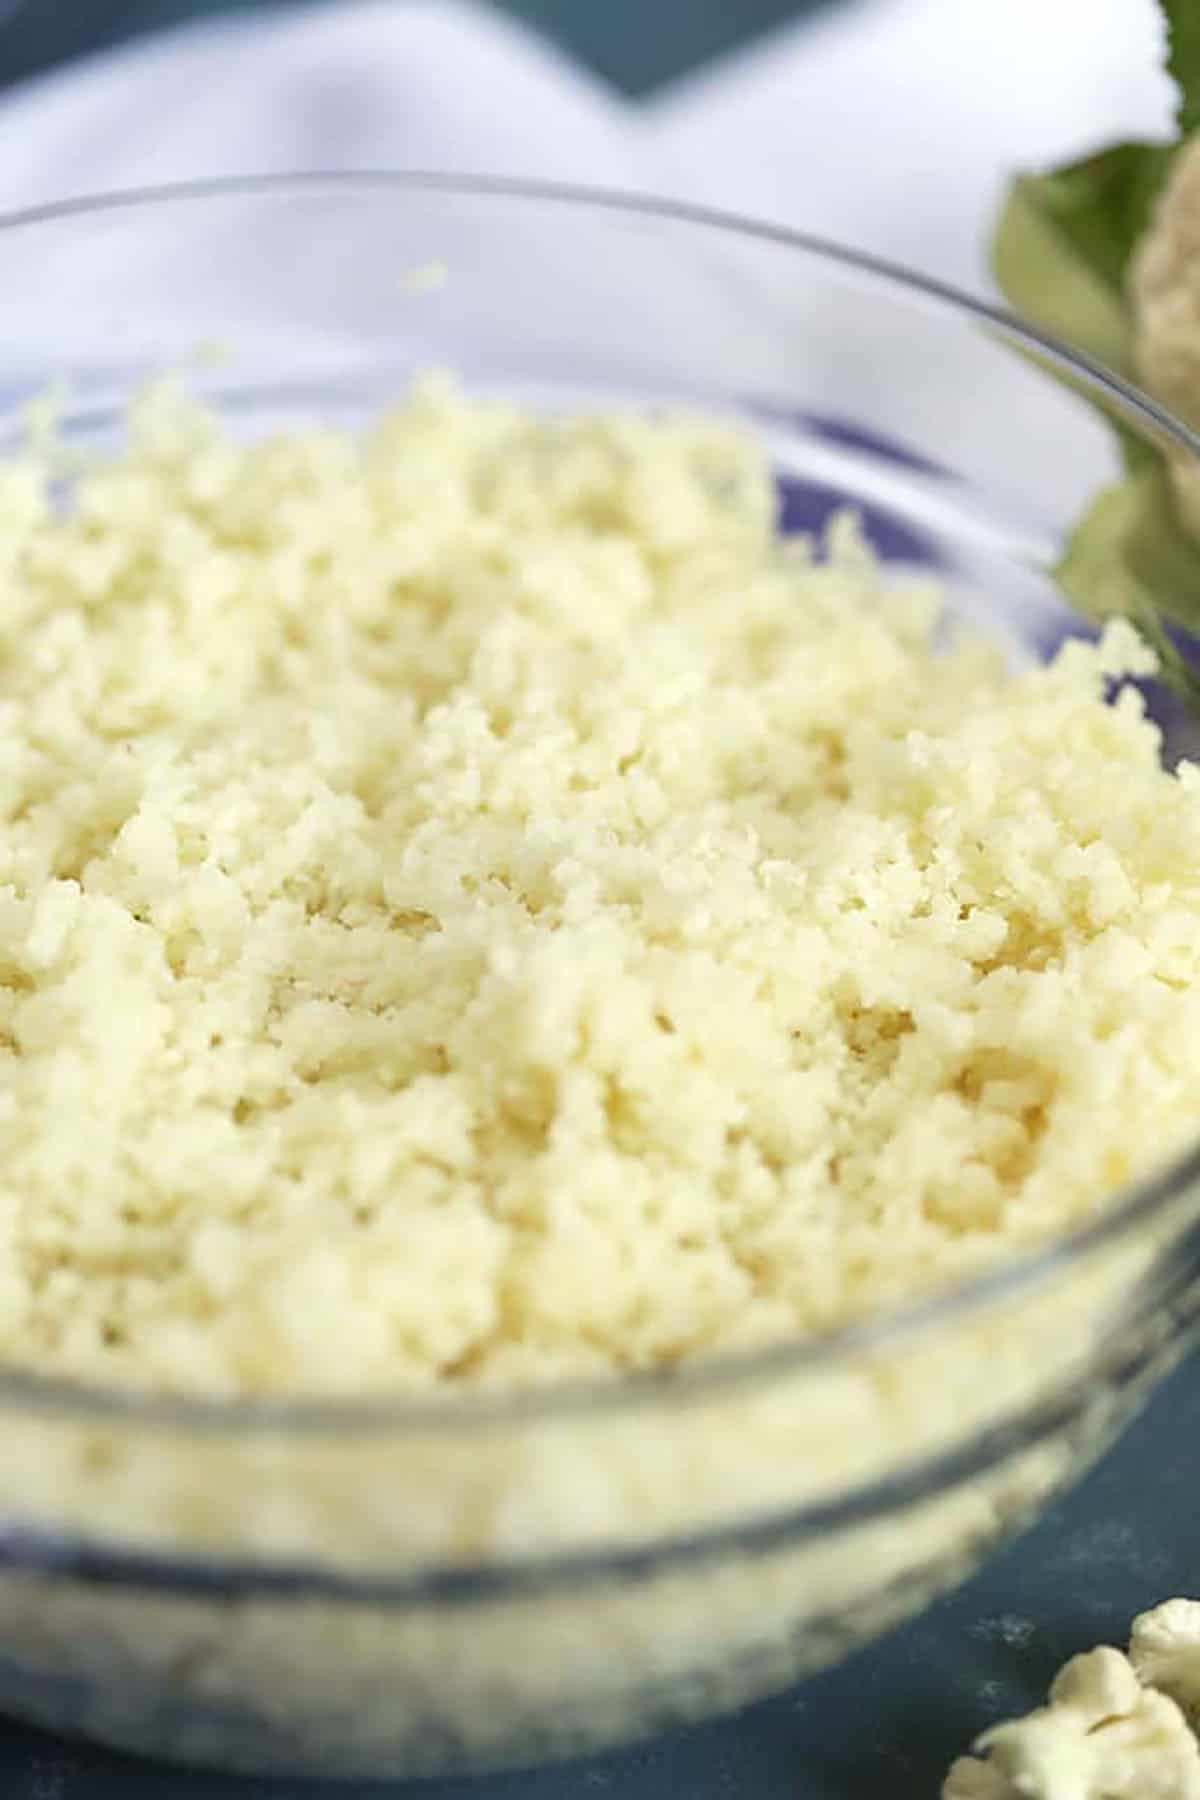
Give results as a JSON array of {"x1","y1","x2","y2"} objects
[{"x1": 3, "y1": 373, "x2": 1200, "y2": 1399}]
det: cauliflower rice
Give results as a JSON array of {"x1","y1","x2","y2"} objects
[{"x1": 1, "y1": 372, "x2": 1198, "y2": 1399}]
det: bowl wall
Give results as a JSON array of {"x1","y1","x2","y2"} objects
[{"x1": 0, "y1": 178, "x2": 1197, "y2": 1776}]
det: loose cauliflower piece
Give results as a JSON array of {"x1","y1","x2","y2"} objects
[
  {"x1": 1131, "y1": 1600, "x2": 1200, "y2": 1725},
  {"x1": 943, "y1": 1753, "x2": 1018, "y2": 1797},
  {"x1": 945, "y1": 1648, "x2": 1200, "y2": 1800},
  {"x1": 1131, "y1": 130, "x2": 1200, "y2": 532}
]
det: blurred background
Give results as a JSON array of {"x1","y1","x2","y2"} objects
[
  {"x1": 0, "y1": 0, "x2": 1169, "y2": 575},
  {"x1": 0, "y1": 0, "x2": 834, "y2": 92},
  {"x1": 0, "y1": 0, "x2": 1169, "y2": 306}
]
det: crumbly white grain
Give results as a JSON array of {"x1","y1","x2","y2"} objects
[{"x1": 0, "y1": 373, "x2": 1197, "y2": 1397}]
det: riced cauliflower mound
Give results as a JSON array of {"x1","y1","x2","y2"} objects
[{"x1": 2, "y1": 373, "x2": 1200, "y2": 1399}]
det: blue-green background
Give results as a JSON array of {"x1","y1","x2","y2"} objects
[
  {"x1": 0, "y1": 0, "x2": 835, "y2": 94},
  {"x1": 2, "y1": 3, "x2": 1199, "y2": 1797}
]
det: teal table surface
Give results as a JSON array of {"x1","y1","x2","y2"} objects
[{"x1": 0, "y1": 0, "x2": 837, "y2": 95}]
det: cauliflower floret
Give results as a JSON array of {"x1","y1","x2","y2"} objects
[
  {"x1": 1131, "y1": 1600, "x2": 1200, "y2": 1726},
  {"x1": 1133, "y1": 132, "x2": 1200, "y2": 423},
  {"x1": 1130, "y1": 131, "x2": 1200, "y2": 533},
  {"x1": 944, "y1": 1647, "x2": 1200, "y2": 1800}
]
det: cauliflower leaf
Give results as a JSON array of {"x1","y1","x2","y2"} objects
[
  {"x1": 1057, "y1": 465, "x2": 1200, "y2": 705},
  {"x1": 992, "y1": 142, "x2": 1172, "y2": 380},
  {"x1": 991, "y1": 0, "x2": 1200, "y2": 702},
  {"x1": 1164, "y1": 0, "x2": 1200, "y2": 138}
]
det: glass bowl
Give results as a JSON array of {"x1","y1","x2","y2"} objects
[{"x1": 0, "y1": 175, "x2": 1198, "y2": 1781}]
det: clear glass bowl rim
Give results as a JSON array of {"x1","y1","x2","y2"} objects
[{"x1": 0, "y1": 168, "x2": 1196, "y2": 1440}]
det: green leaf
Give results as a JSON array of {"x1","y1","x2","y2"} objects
[
  {"x1": 991, "y1": 143, "x2": 1174, "y2": 379},
  {"x1": 985, "y1": 2, "x2": 1200, "y2": 714},
  {"x1": 1164, "y1": 0, "x2": 1200, "y2": 136},
  {"x1": 1057, "y1": 462, "x2": 1200, "y2": 706}
]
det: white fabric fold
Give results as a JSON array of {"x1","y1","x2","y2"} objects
[
  {"x1": 0, "y1": 0, "x2": 1172, "y2": 293},
  {"x1": 650, "y1": 0, "x2": 1172, "y2": 292},
  {"x1": 0, "y1": 1, "x2": 646, "y2": 206},
  {"x1": 0, "y1": 0, "x2": 1173, "y2": 515}
]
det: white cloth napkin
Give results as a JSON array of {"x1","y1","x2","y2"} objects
[
  {"x1": 0, "y1": 0, "x2": 1174, "y2": 294},
  {"x1": 0, "y1": 0, "x2": 1177, "y2": 521},
  {"x1": 0, "y1": 2, "x2": 646, "y2": 204},
  {"x1": 651, "y1": 0, "x2": 1175, "y2": 295}
]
